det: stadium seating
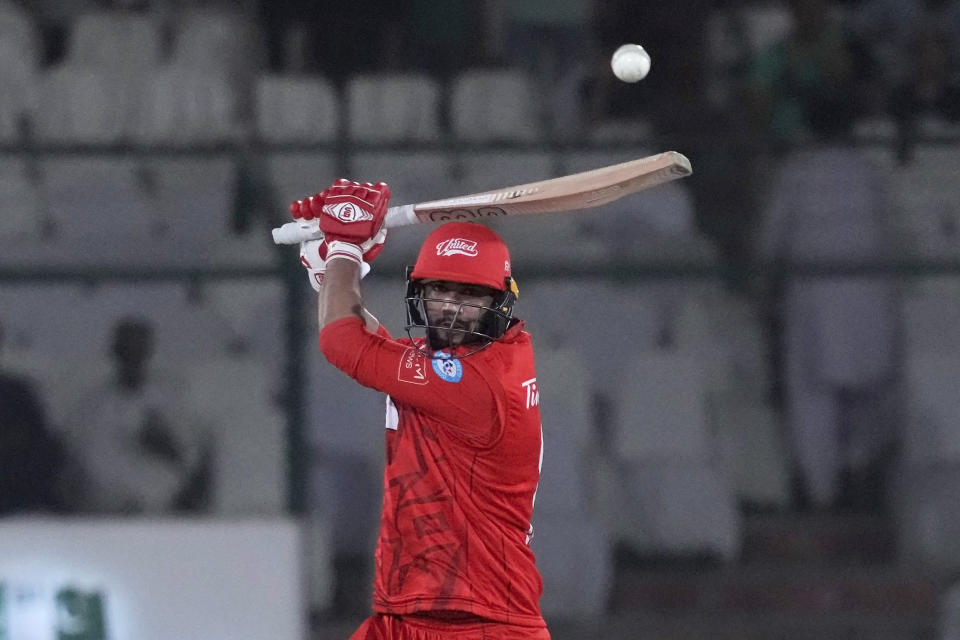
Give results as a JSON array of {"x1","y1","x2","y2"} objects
[
  {"x1": 598, "y1": 457, "x2": 742, "y2": 561},
  {"x1": 941, "y1": 581, "x2": 960, "y2": 640},
  {"x1": 66, "y1": 10, "x2": 163, "y2": 73},
  {"x1": 450, "y1": 68, "x2": 543, "y2": 142},
  {"x1": 38, "y1": 156, "x2": 162, "y2": 265},
  {"x1": 903, "y1": 277, "x2": 960, "y2": 355},
  {"x1": 185, "y1": 354, "x2": 287, "y2": 515},
  {"x1": 196, "y1": 279, "x2": 286, "y2": 368},
  {"x1": 532, "y1": 515, "x2": 612, "y2": 618},
  {"x1": 141, "y1": 155, "x2": 241, "y2": 264},
  {"x1": 902, "y1": 350, "x2": 960, "y2": 467},
  {"x1": 533, "y1": 346, "x2": 597, "y2": 518},
  {"x1": 134, "y1": 68, "x2": 244, "y2": 145},
  {"x1": 0, "y1": 155, "x2": 44, "y2": 248},
  {"x1": 33, "y1": 65, "x2": 136, "y2": 144},
  {"x1": 170, "y1": 7, "x2": 265, "y2": 79},
  {"x1": 707, "y1": 389, "x2": 791, "y2": 508},
  {"x1": 892, "y1": 463, "x2": 960, "y2": 572},
  {"x1": 0, "y1": 0, "x2": 40, "y2": 142},
  {"x1": 599, "y1": 349, "x2": 741, "y2": 560},
  {"x1": 346, "y1": 73, "x2": 442, "y2": 142},
  {"x1": 255, "y1": 74, "x2": 339, "y2": 144},
  {"x1": 892, "y1": 146, "x2": 960, "y2": 261}
]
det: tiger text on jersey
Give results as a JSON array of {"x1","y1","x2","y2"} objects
[
  {"x1": 435, "y1": 238, "x2": 479, "y2": 257},
  {"x1": 522, "y1": 378, "x2": 539, "y2": 408}
]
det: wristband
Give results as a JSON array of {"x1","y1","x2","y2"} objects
[{"x1": 325, "y1": 240, "x2": 363, "y2": 265}]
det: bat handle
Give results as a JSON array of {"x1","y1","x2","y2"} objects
[
  {"x1": 271, "y1": 204, "x2": 416, "y2": 245},
  {"x1": 383, "y1": 204, "x2": 416, "y2": 229},
  {"x1": 271, "y1": 220, "x2": 322, "y2": 245}
]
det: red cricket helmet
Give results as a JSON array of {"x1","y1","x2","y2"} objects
[
  {"x1": 405, "y1": 222, "x2": 519, "y2": 356},
  {"x1": 409, "y1": 222, "x2": 512, "y2": 290}
]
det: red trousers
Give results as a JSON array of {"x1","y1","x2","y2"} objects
[{"x1": 349, "y1": 614, "x2": 551, "y2": 640}]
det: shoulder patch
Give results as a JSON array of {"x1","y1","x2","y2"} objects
[
  {"x1": 431, "y1": 353, "x2": 463, "y2": 383},
  {"x1": 398, "y1": 347, "x2": 429, "y2": 385}
]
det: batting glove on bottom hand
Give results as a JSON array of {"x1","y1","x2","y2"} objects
[{"x1": 299, "y1": 237, "x2": 377, "y2": 292}]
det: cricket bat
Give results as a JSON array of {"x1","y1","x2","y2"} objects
[{"x1": 272, "y1": 151, "x2": 692, "y2": 245}]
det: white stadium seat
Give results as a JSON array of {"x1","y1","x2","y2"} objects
[
  {"x1": 450, "y1": 68, "x2": 542, "y2": 142},
  {"x1": 902, "y1": 350, "x2": 960, "y2": 466},
  {"x1": 135, "y1": 67, "x2": 243, "y2": 146},
  {"x1": 902, "y1": 277, "x2": 960, "y2": 355},
  {"x1": 185, "y1": 355, "x2": 287, "y2": 515},
  {"x1": 0, "y1": 0, "x2": 40, "y2": 142},
  {"x1": 143, "y1": 155, "x2": 239, "y2": 264},
  {"x1": 170, "y1": 7, "x2": 265, "y2": 77},
  {"x1": 39, "y1": 156, "x2": 162, "y2": 265},
  {"x1": 892, "y1": 146, "x2": 960, "y2": 261},
  {"x1": 708, "y1": 390, "x2": 791, "y2": 508},
  {"x1": 941, "y1": 580, "x2": 960, "y2": 640},
  {"x1": 0, "y1": 156, "x2": 44, "y2": 248},
  {"x1": 196, "y1": 279, "x2": 286, "y2": 369},
  {"x1": 255, "y1": 74, "x2": 339, "y2": 143},
  {"x1": 613, "y1": 351, "x2": 712, "y2": 462},
  {"x1": 66, "y1": 11, "x2": 163, "y2": 72},
  {"x1": 346, "y1": 73, "x2": 442, "y2": 142},
  {"x1": 597, "y1": 458, "x2": 741, "y2": 560},
  {"x1": 893, "y1": 465, "x2": 960, "y2": 572},
  {"x1": 33, "y1": 65, "x2": 135, "y2": 144},
  {"x1": 533, "y1": 345, "x2": 596, "y2": 517},
  {"x1": 531, "y1": 515, "x2": 612, "y2": 618}
]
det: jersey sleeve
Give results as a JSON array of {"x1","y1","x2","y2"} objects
[{"x1": 319, "y1": 317, "x2": 502, "y2": 446}]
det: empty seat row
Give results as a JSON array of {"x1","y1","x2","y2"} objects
[{"x1": 1, "y1": 67, "x2": 546, "y2": 145}]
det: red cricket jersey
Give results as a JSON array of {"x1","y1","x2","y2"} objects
[{"x1": 319, "y1": 316, "x2": 546, "y2": 628}]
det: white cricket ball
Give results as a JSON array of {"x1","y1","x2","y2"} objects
[{"x1": 611, "y1": 43, "x2": 651, "y2": 83}]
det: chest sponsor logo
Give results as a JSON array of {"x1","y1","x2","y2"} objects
[
  {"x1": 397, "y1": 348, "x2": 429, "y2": 385},
  {"x1": 432, "y1": 352, "x2": 463, "y2": 383},
  {"x1": 522, "y1": 377, "x2": 539, "y2": 408}
]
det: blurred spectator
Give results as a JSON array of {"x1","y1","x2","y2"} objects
[
  {"x1": 755, "y1": 87, "x2": 902, "y2": 512},
  {"x1": 66, "y1": 317, "x2": 213, "y2": 514},
  {"x1": 850, "y1": 0, "x2": 960, "y2": 90},
  {"x1": 0, "y1": 320, "x2": 71, "y2": 514},
  {"x1": 889, "y1": 17, "x2": 960, "y2": 140},
  {"x1": 745, "y1": 0, "x2": 865, "y2": 150}
]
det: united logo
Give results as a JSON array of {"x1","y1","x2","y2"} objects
[{"x1": 435, "y1": 238, "x2": 478, "y2": 257}]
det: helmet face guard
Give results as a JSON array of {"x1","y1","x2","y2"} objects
[{"x1": 404, "y1": 273, "x2": 518, "y2": 357}]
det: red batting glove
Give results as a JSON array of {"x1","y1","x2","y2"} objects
[
  {"x1": 290, "y1": 179, "x2": 390, "y2": 266},
  {"x1": 290, "y1": 179, "x2": 390, "y2": 244}
]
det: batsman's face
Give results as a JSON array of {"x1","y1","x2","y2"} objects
[{"x1": 422, "y1": 280, "x2": 497, "y2": 347}]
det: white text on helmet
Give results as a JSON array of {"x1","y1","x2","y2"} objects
[{"x1": 435, "y1": 238, "x2": 479, "y2": 257}]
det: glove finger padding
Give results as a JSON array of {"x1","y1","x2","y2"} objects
[{"x1": 290, "y1": 194, "x2": 324, "y2": 221}]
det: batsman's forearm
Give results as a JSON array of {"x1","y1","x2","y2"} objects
[{"x1": 320, "y1": 258, "x2": 364, "y2": 328}]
